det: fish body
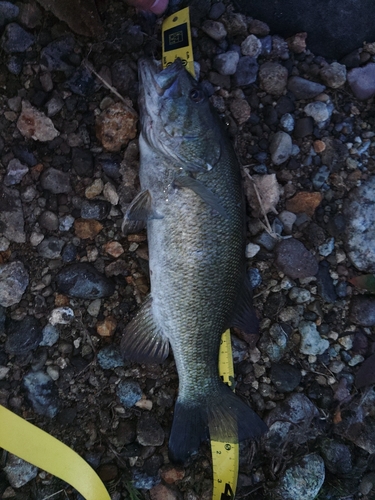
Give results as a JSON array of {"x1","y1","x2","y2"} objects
[{"x1": 121, "y1": 59, "x2": 267, "y2": 462}]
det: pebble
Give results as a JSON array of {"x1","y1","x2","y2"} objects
[
  {"x1": 315, "y1": 261, "x2": 337, "y2": 303},
  {"x1": 81, "y1": 199, "x2": 111, "y2": 220},
  {"x1": 23, "y1": 370, "x2": 60, "y2": 417},
  {"x1": 259, "y1": 62, "x2": 288, "y2": 95},
  {"x1": 1, "y1": 23, "x2": 34, "y2": 53},
  {"x1": 280, "y1": 113, "x2": 294, "y2": 132},
  {"x1": 87, "y1": 298, "x2": 101, "y2": 317},
  {"x1": 85, "y1": 179, "x2": 104, "y2": 199},
  {"x1": 213, "y1": 51, "x2": 239, "y2": 75},
  {"x1": 241, "y1": 34, "x2": 262, "y2": 57},
  {"x1": 274, "y1": 238, "x2": 318, "y2": 279},
  {"x1": 344, "y1": 176, "x2": 375, "y2": 272},
  {"x1": 4, "y1": 454, "x2": 38, "y2": 488},
  {"x1": 97, "y1": 345, "x2": 125, "y2": 370},
  {"x1": 245, "y1": 242, "x2": 260, "y2": 258},
  {"x1": 103, "y1": 182, "x2": 119, "y2": 205},
  {"x1": 61, "y1": 242, "x2": 77, "y2": 262},
  {"x1": 5, "y1": 316, "x2": 42, "y2": 355},
  {"x1": 40, "y1": 35, "x2": 75, "y2": 73},
  {"x1": 0, "y1": 2, "x2": 19, "y2": 26},
  {"x1": 56, "y1": 262, "x2": 115, "y2": 299},
  {"x1": 17, "y1": 100, "x2": 59, "y2": 142},
  {"x1": 285, "y1": 191, "x2": 323, "y2": 217},
  {"x1": 39, "y1": 210, "x2": 59, "y2": 231},
  {"x1": 267, "y1": 393, "x2": 319, "y2": 426},
  {"x1": 74, "y1": 218, "x2": 103, "y2": 239},
  {"x1": 49, "y1": 307, "x2": 74, "y2": 325},
  {"x1": 137, "y1": 414, "x2": 165, "y2": 446},
  {"x1": 248, "y1": 267, "x2": 262, "y2": 288},
  {"x1": 270, "y1": 363, "x2": 301, "y2": 392},
  {"x1": 299, "y1": 320, "x2": 329, "y2": 355},
  {"x1": 273, "y1": 453, "x2": 325, "y2": 500},
  {"x1": 0, "y1": 261, "x2": 29, "y2": 307},
  {"x1": 208, "y1": 1, "x2": 225, "y2": 20},
  {"x1": 46, "y1": 95, "x2": 64, "y2": 117},
  {"x1": 229, "y1": 98, "x2": 251, "y2": 124},
  {"x1": 318, "y1": 237, "x2": 335, "y2": 257},
  {"x1": 59, "y1": 215, "x2": 75, "y2": 232},
  {"x1": 288, "y1": 287, "x2": 311, "y2": 304},
  {"x1": 0, "y1": 186, "x2": 26, "y2": 242},
  {"x1": 96, "y1": 316, "x2": 117, "y2": 337},
  {"x1": 312, "y1": 165, "x2": 330, "y2": 190},
  {"x1": 347, "y1": 63, "x2": 375, "y2": 99},
  {"x1": 304, "y1": 101, "x2": 330, "y2": 123},
  {"x1": 117, "y1": 379, "x2": 142, "y2": 407},
  {"x1": 40, "y1": 167, "x2": 71, "y2": 194},
  {"x1": 104, "y1": 241, "x2": 124, "y2": 257},
  {"x1": 287, "y1": 76, "x2": 326, "y2": 100},
  {"x1": 72, "y1": 148, "x2": 94, "y2": 177},
  {"x1": 270, "y1": 131, "x2": 292, "y2": 165},
  {"x1": 95, "y1": 102, "x2": 138, "y2": 152},
  {"x1": 4, "y1": 158, "x2": 28, "y2": 186},
  {"x1": 37, "y1": 237, "x2": 65, "y2": 259},
  {"x1": 278, "y1": 210, "x2": 296, "y2": 233},
  {"x1": 150, "y1": 484, "x2": 179, "y2": 500},
  {"x1": 293, "y1": 116, "x2": 313, "y2": 138},
  {"x1": 40, "y1": 324, "x2": 60, "y2": 346},
  {"x1": 201, "y1": 20, "x2": 227, "y2": 41},
  {"x1": 320, "y1": 62, "x2": 347, "y2": 88},
  {"x1": 132, "y1": 470, "x2": 160, "y2": 490},
  {"x1": 349, "y1": 296, "x2": 375, "y2": 326},
  {"x1": 233, "y1": 56, "x2": 259, "y2": 86}
]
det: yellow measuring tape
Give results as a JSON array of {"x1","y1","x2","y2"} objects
[
  {"x1": 161, "y1": 10, "x2": 239, "y2": 498},
  {"x1": 0, "y1": 405, "x2": 110, "y2": 500}
]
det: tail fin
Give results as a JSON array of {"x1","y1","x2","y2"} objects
[{"x1": 168, "y1": 382, "x2": 267, "y2": 463}]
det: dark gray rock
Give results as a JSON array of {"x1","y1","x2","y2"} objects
[
  {"x1": 267, "y1": 393, "x2": 319, "y2": 427},
  {"x1": 23, "y1": 370, "x2": 60, "y2": 418},
  {"x1": 4, "y1": 454, "x2": 38, "y2": 488},
  {"x1": 72, "y1": 148, "x2": 94, "y2": 177},
  {"x1": 132, "y1": 470, "x2": 160, "y2": 490},
  {"x1": 40, "y1": 35, "x2": 75, "y2": 73},
  {"x1": 98, "y1": 345, "x2": 125, "y2": 370},
  {"x1": 0, "y1": 2, "x2": 19, "y2": 27},
  {"x1": 293, "y1": 117, "x2": 314, "y2": 138},
  {"x1": 37, "y1": 237, "x2": 65, "y2": 259},
  {"x1": 40, "y1": 324, "x2": 59, "y2": 347},
  {"x1": 61, "y1": 243, "x2": 77, "y2": 263},
  {"x1": 270, "y1": 363, "x2": 301, "y2": 392},
  {"x1": 56, "y1": 263, "x2": 115, "y2": 299},
  {"x1": 213, "y1": 51, "x2": 239, "y2": 75},
  {"x1": 1, "y1": 23, "x2": 34, "y2": 53},
  {"x1": 5, "y1": 316, "x2": 42, "y2": 355},
  {"x1": 7, "y1": 54, "x2": 23, "y2": 75},
  {"x1": 233, "y1": 56, "x2": 259, "y2": 86},
  {"x1": 117, "y1": 379, "x2": 142, "y2": 407},
  {"x1": 12, "y1": 145, "x2": 37, "y2": 166},
  {"x1": 38, "y1": 211, "x2": 59, "y2": 231},
  {"x1": 316, "y1": 261, "x2": 337, "y2": 303},
  {"x1": 209, "y1": 1, "x2": 225, "y2": 19},
  {"x1": 248, "y1": 268, "x2": 262, "y2": 289},
  {"x1": 0, "y1": 261, "x2": 29, "y2": 307},
  {"x1": 4, "y1": 158, "x2": 28, "y2": 186},
  {"x1": 67, "y1": 66, "x2": 97, "y2": 96},
  {"x1": 111, "y1": 59, "x2": 137, "y2": 94},
  {"x1": 347, "y1": 63, "x2": 375, "y2": 100},
  {"x1": 40, "y1": 167, "x2": 71, "y2": 194},
  {"x1": 349, "y1": 296, "x2": 375, "y2": 326},
  {"x1": 0, "y1": 185, "x2": 26, "y2": 243},
  {"x1": 274, "y1": 238, "x2": 318, "y2": 279},
  {"x1": 287, "y1": 76, "x2": 326, "y2": 100},
  {"x1": 137, "y1": 414, "x2": 165, "y2": 446},
  {"x1": 319, "y1": 438, "x2": 352, "y2": 476},
  {"x1": 81, "y1": 200, "x2": 111, "y2": 220}
]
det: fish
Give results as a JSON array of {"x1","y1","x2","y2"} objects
[{"x1": 121, "y1": 58, "x2": 267, "y2": 463}]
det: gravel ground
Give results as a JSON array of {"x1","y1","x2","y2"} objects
[{"x1": 1, "y1": 1, "x2": 375, "y2": 499}]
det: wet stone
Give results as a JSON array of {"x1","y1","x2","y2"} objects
[
  {"x1": 287, "y1": 76, "x2": 326, "y2": 100},
  {"x1": 349, "y1": 296, "x2": 375, "y2": 326},
  {"x1": 233, "y1": 56, "x2": 259, "y2": 86},
  {"x1": 4, "y1": 454, "x2": 38, "y2": 488},
  {"x1": 37, "y1": 237, "x2": 64, "y2": 259},
  {"x1": 0, "y1": 261, "x2": 29, "y2": 307},
  {"x1": 40, "y1": 167, "x2": 71, "y2": 194},
  {"x1": 299, "y1": 320, "x2": 329, "y2": 355},
  {"x1": 5, "y1": 316, "x2": 42, "y2": 355},
  {"x1": 270, "y1": 363, "x2": 301, "y2": 392},
  {"x1": 274, "y1": 238, "x2": 318, "y2": 279},
  {"x1": 23, "y1": 370, "x2": 60, "y2": 418},
  {"x1": 137, "y1": 414, "x2": 165, "y2": 446},
  {"x1": 56, "y1": 262, "x2": 115, "y2": 299},
  {"x1": 97, "y1": 345, "x2": 125, "y2": 370},
  {"x1": 4, "y1": 158, "x2": 28, "y2": 186},
  {"x1": 81, "y1": 200, "x2": 111, "y2": 220},
  {"x1": 1, "y1": 23, "x2": 34, "y2": 53},
  {"x1": 117, "y1": 379, "x2": 142, "y2": 408}
]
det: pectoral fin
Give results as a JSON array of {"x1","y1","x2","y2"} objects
[
  {"x1": 230, "y1": 277, "x2": 259, "y2": 336},
  {"x1": 122, "y1": 190, "x2": 162, "y2": 234},
  {"x1": 120, "y1": 296, "x2": 169, "y2": 364},
  {"x1": 175, "y1": 175, "x2": 228, "y2": 218}
]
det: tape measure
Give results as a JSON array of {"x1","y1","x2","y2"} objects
[{"x1": 161, "y1": 11, "x2": 239, "y2": 498}]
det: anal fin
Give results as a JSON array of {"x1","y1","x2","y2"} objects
[{"x1": 120, "y1": 296, "x2": 169, "y2": 364}]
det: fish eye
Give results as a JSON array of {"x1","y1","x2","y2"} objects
[{"x1": 189, "y1": 88, "x2": 204, "y2": 102}]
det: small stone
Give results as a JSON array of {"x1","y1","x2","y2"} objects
[
  {"x1": 49, "y1": 307, "x2": 74, "y2": 325},
  {"x1": 40, "y1": 324, "x2": 59, "y2": 346},
  {"x1": 312, "y1": 165, "x2": 330, "y2": 189},
  {"x1": 213, "y1": 51, "x2": 239, "y2": 75},
  {"x1": 249, "y1": 19, "x2": 270, "y2": 36},
  {"x1": 0, "y1": 186, "x2": 26, "y2": 242},
  {"x1": 280, "y1": 113, "x2": 294, "y2": 132},
  {"x1": 286, "y1": 32, "x2": 307, "y2": 53},
  {"x1": 96, "y1": 316, "x2": 117, "y2": 337},
  {"x1": 37, "y1": 237, "x2": 64, "y2": 259},
  {"x1": 74, "y1": 218, "x2": 103, "y2": 239},
  {"x1": 270, "y1": 131, "x2": 293, "y2": 165},
  {"x1": 160, "y1": 465, "x2": 185, "y2": 484},
  {"x1": 40, "y1": 167, "x2": 71, "y2": 194},
  {"x1": 229, "y1": 98, "x2": 251, "y2": 124},
  {"x1": 59, "y1": 215, "x2": 75, "y2": 232},
  {"x1": 4, "y1": 455, "x2": 38, "y2": 488},
  {"x1": 1, "y1": 23, "x2": 34, "y2": 53},
  {"x1": 0, "y1": 236, "x2": 10, "y2": 251},
  {"x1": 304, "y1": 101, "x2": 330, "y2": 123},
  {"x1": 4, "y1": 158, "x2": 28, "y2": 186},
  {"x1": 117, "y1": 379, "x2": 142, "y2": 407},
  {"x1": 103, "y1": 182, "x2": 119, "y2": 205},
  {"x1": 40, "y1": 35, "x2": 75, "y2": 73},
  {"x1": 348, "y1": 354, "x2": 364, "y2": 367},
  {"x1": 23, "y1": 370, "x2": 60, "y2": 417},
  {"x1": 259, "y1": 62, "x2": 288, "y2": 96},
  {"x1": 208, "y1": 1, "x2": 225, "y2": 20},
  {"x1": 278, "y1": 210, "x2": 296, "y2": 233},
  {"x1": 349, "y1": 296, "x2": 375, "y2": 326},
  {"x1": 347, "y1": 63, "x2": 375, "y2": 100},
  {"x1": 233, "y1": 56, "x2": 259, "y2": 86},
  {"x1": 299, "y1": 321, "x2": 329, "y2": 355},
  {"x1": 97, "y1": 345, "x2": 125, "y2": 370},
  {"x1": 270, "y1": 363, "x2": 301, "y2": 392},
  {"x1": 87, "y1": 298, "x2": 101, "y2": 317},
  {"x1": 72, "y1": 148, "x2": 94, "y2": 177},
  {"x1": 96, "y1": 102, "x2": 138, "y2": 152},
  {"x1": 241, "y1": 34, "x2": 262, "y2": 57},
  {"x1": 0, "y1": 261, "x2": 29, "y2": 307},
  {"x1": 286, "y1": 191, "x2": 323, "y2": 217},
  {"x1": 17, "y1": 100, "x2": 59, "y2": 142},
  {"x1": 320, "y1": 62, "x2": 346, "y2": 88},
  {"x1": 0, "y1": 2, "x2": 19, "y2": 26},
  {"x1": 318, "y1": 237, "x2": 335, "y2": 257},
  {"x1": 316, "y1": 261, "x2": 337, "y2": 303},
  {"x1": 246, "y1": 243, "x2": 260, "y2": 258},
  {"x1": 46, "y1": 96, "x2": 64, "y2": 117},
  {"x1": 275, "y1": 238, "x2": 318, "y2": 279},
  {"x1": 85, "y1": 179, "x2": 104, "y2": 199},
  {"x1": 81, "y1": 200, "x2": 111, "y2": 220},
  {"x1": 137, "y1": 414, "x2": 165, "y2": 446},
  {"x1": 5, "y1": 316, "x2": 42, "y2": 355},
  {"x1": 39, "y1": 210, "x2": 59, "y2": 231},
  {"x1": 97, "y1": 464, "x2": 118, "y2": 482},
  {"x1": 289, "y1": 287, "x2": 311, "y2": 304},
  {"x1": 201, "y1": 20, "x2": 227, "y2": 41},
  {"x1": 293, "y1": 116, "x2": 314, "y2": 138},
  {"x1": 104, "y1": 241, "x2": 124, "y2": 258},
  {"x1": 56, "y1": 263, "x2": 115, "y2": 299},
  {"x1": 132, "y1": 470, "x2": 160, "y2": 490},
  {"x1": 150, "y1": 484, "x2": 179, "y2": 500},
  {"x1": 287, "y1": 76, "x2": 326, "y2": 100}
]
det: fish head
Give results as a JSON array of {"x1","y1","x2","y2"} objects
[{"x1": 138, "y1": 58, "x2": 221, "y2": 172}]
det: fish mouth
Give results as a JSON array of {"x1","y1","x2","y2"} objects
[{"x1": 138, "y1": 58, "x2": 184, "y2": 99}]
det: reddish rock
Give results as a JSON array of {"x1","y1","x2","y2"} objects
[
  {"x1": 96, "y1": 316, "x2": 117, "y2": 337},
  {"x1": 17, "y1": 100, "x2": 59, "y2": 142},
  {"x1": 285, "y1": 191, "x2": 323, "y2": 217},
  {"x1": 74, "y1": 219, "x2": 103, "y2": 239},
  {"x1": 96, "y1": 102, "x2": 137, "y2": 152}
]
